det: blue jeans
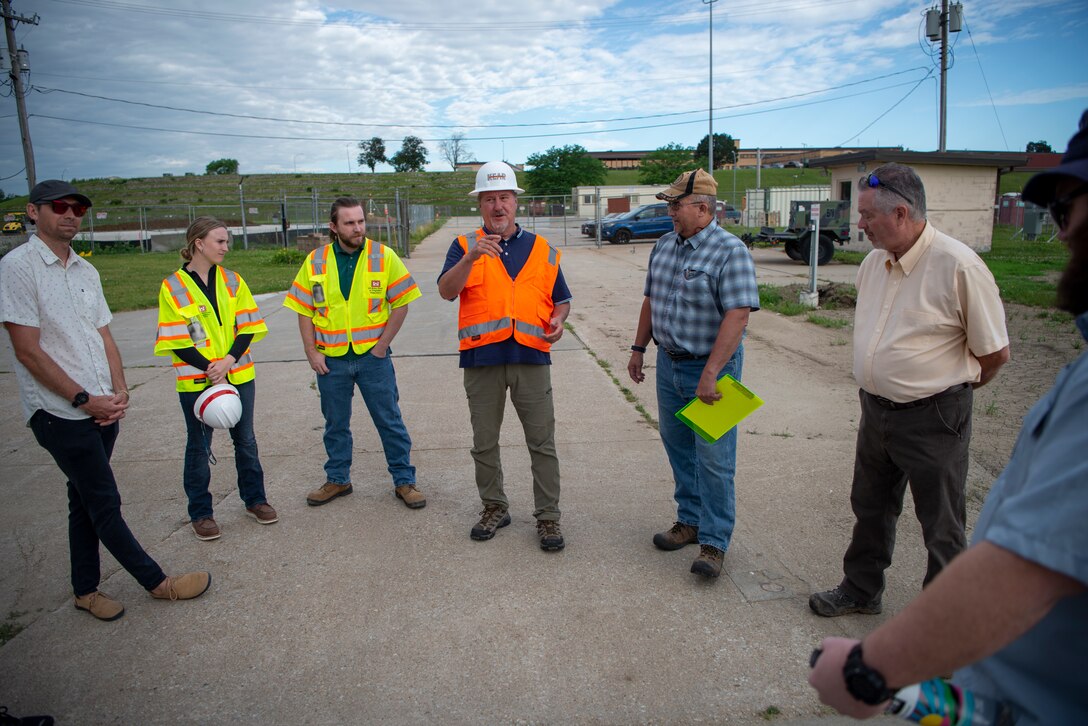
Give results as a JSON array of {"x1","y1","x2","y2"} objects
[
  {"x1": 179, "y1": 380, "x2": 266, "y2": 522},
  {"x1": 29, "y1": 410, "x2": 167, "y2": 595},
  {"x1": 656, "y1": 345, "x2": 744, "y2": 553},
  {"x1": 316, "y1": 352, "x2": 415, "y2": 487}
]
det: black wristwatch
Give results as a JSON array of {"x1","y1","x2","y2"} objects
[
  {"x1": 72, "y1": 390, "x2": 90, "y2": 408},
  {"x1": 630, "y1": 344, "x2": 647, "y2": 353},
  {"x1": 843, "y1": 643, "x2": 895, "y2": 705}
]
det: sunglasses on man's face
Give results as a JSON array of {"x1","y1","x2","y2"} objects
[
  {"x1": 860, "y1": 173, "x2": 913, "y2": 207},
  {"x1": 1047, "y1": 182, "x2": 1088, "y2": 231},
  {"x1": 47, "y1": 200, "x2": 89, "y2": 217}
]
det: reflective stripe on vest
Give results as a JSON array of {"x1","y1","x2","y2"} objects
[
  {"x1": 310, "y1": 244, "x2": 330, "y2": 276},
  {"x1": 221, "y1": 268, "x2": 240, "y2": 297},
  {"x1": 458, "y1": 316, "x2": 512, "y2": 342},
  {"x1": 165, "y1": 273, "x2": 193, "y2": 309}
]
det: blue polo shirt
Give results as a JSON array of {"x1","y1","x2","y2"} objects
[{"x1": 439, "y1": 225, "x2": 572, "y2": 368}]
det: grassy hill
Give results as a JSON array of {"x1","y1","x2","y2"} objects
[{"x1": 0, "y1": 167, "x2": 1037, "y2": 215}]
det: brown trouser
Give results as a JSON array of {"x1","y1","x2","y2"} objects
[
  {"x1": 841, "y1": 384, "x2": 972, "y2": 602},
  {"x1": 464, "y1": 364, "x2": 561, "y2": 521}
]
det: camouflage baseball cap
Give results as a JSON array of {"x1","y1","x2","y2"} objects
[{"x1": 656, "y1": 169, "x2": 717, "y2": 202}]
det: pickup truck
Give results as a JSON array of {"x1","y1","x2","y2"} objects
[{"x1": 742, "y1": 200, "x2": 850, "y2": 265}]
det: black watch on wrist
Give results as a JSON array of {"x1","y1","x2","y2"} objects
[
  {"x1": 72, "y1": 390, "x2": 90, "y2": 408},
  {"x1": 843, "y1": 643, "x2": 895, "y2": 705}
]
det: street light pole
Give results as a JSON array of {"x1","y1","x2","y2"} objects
[
  {"x1": 346, "y1": 144, "x2": 352, "y2": 173},
  {"x1": 703, "y1": 0, "x2": 718, "y2": 173}
]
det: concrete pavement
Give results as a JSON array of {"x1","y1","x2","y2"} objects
[{"x1": 0, "y1": 220, "x2": 914, "y2": 724}]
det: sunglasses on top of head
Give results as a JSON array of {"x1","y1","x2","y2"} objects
[
  {"x1": 46, "y1": 200, "x2": 89, "y2": 217},
  {"x1": 860, "y1": 173, "x2": 913, "y2": 207}
]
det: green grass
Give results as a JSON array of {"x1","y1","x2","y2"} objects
[
  {"x1": 806, "y1": 313, "x2": 850, "y2": 329},
  {"x1": 757, "y1": 283, "x2": 808, "y2": 316},
  {"x1": 982, "y1": 225, "x2": 1070, "y2": 308},
  {"x1": 833, "y1": 249, "x2": 867, "y2": 265}
]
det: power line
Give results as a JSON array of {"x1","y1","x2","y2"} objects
[
  {"x1": 963, "y1": 16, "x2": 1009, "y2": 151},
  {"x1": 836, "y1": 70, "x2": 935, "y2": 147},
  {"x1": 31, "y1": 69, "x2": 930, "y2": 132},
  {"x1": 31, "y1": 77, "x2": 931, "y2": 143}
]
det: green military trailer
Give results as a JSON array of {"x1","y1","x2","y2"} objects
[{"x1": 742, "y1": 200, "x2": 851, "y2": 266}]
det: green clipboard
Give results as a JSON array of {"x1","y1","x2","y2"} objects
[{"x1": 675, "y1": 374, "x2": 764, "y2": 443}]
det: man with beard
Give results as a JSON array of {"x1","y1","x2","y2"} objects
[
  {"x1": 285, "y1": 197, "x2": 425, "y2": 510},
  {"x1": 808, "y1": 110, "x2": 1088, "y2": 724}
]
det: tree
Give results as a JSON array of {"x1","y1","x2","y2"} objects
[
  {"x1": 524, "y1": 144, "x2": 606, "y2": 196},
  {"x1": 205, "y1": 158, "x2": 239, "y2": 175},
  {"x1": 1026, "y1": 140, "x2": 1053, "y2": 153},
  {"x1": 694, "y1": 133, "x2": 738, "y2": 169},
  {"x1": 638, "y1": 143, "x2": 696, "y2": 185},
  {"x1": 389, "y1": 136, "x2": 428, "y2": 172},
  {"x1": 438, "y1": 132, "x2": 472, "y2": 170},
  {"x1": 357, "y1": 137, "x2": 387, "y2": 173}
]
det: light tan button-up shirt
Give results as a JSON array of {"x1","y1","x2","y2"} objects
[
  {"x1": 0, "y1": 235, "x2": 115, "y2": 422},
  {"x1": 853, "y1": 223, "x2": 1009, "y2": 403}
]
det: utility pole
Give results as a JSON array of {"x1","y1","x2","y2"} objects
[
  {"x1": 927, "y1": 2, "x2": 963, "y2": 152},
  {"x1": 703, "y1": 0, "x2": 718, "y2": 173},
  {"x1": 2, "y1": 0, "x2": 39, "y2": 191}
]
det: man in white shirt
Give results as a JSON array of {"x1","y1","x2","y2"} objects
[
  {"x1": 1, "y1": 180, "x2": 211, "y2": 621},
  {"x1": 809, "y1": 163, "x2": 1010, "y2": 617}
]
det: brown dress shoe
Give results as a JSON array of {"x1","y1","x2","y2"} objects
[
  {"x1": 151, "y1": 571, "x2": 212, "y2": 601},
  {"x1": 246, "y1": 503, "x2": 279, "y2": 524},
  {"x1": 192, "y1": 517, "x2": 221, "y2": 541},
  {"x1": 74, "y1": 590, "x2": 125, "y2": 621},
  {"x1": 653, "y1": 522, "x2": 699, "y2": 551},
  {"x1": 394, "y1": 484, "x2": 426, "y2": 509},
  {"x1": 306, "y1": 482, "x2": 353, "y2": 506},
  {"x1": 690, "y1": 544, "x2": 724, "y2": 578}
]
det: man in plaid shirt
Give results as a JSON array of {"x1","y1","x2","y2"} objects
[{"x1": 627, "y1": 169, "x2": 760, "y2": 579}]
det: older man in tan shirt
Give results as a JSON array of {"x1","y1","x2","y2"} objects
[{"x1": 810, "y1": 162, "x2": 1010, "y2": 618}]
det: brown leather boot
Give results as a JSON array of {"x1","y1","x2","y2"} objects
[{"x1": 652, "y1": 522, "x2": 699, "y2": 551}]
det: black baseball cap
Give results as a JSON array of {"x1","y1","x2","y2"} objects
[
  {"x1": 29, "y1": 179, "x2": 92, "y2": 207},
  {"x1": 1022, "y1": 109, "x2": 1088, "y2": 206}
]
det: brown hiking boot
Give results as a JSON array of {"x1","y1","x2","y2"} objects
[
  {"x1": 470, "y1": 504, "x2": 511, "y2": 541},
  {"x1": 192, "y1": 517, "x2": 221, "y2": 541},
  {"x1": 150, "y1": 572, "x2": 212, "y2": 601},
  {"x1": 394, "y1": 484, "x2": 426, "y2": 509},
  {"x1": 690, "y1": 544, "x2": 724, "y2": 578},
  {"x1": 245, "y1": 503, "x2": 279, "y2": 524},
  {"x1": 74, "y1": 590, "x2": 124, "y2": 621},
  {"x1": 306, "y1": 482, "x2": 353, "y2": 506},
  {"x1": 653, "y1": 522, "x2": 699, "y2": 551},
  {"x1": 536, "y1": 520, "x2": 565, "y2": 552}
]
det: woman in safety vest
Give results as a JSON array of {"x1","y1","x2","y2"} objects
[{"x1": 154, "y1": 217, "x2": 277, "y2": 541}]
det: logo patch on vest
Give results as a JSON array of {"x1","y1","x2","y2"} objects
[
  {"x1": 198, "y1": 304, "x2": 207, "y2": 313},
  {"x1": 371, "y1": 280, "x2": 381, "y2": 288}
]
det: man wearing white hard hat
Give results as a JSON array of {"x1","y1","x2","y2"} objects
[
  {"x1": 437, "y1": 161, "x2": 571, "y2": 551},
  {"x1": 0, "y1": 180, "x2": 211, "y2": 622}
]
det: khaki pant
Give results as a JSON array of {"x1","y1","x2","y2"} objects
[{"x1": 463, "y1": 364, "x2": 561, "y2": 521}]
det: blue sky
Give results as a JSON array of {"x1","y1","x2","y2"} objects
[{"x1": 1, "y1": 0, "x2": 1086, "y2": 190}]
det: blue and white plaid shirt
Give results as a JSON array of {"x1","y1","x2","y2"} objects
[{"x1": 644, "y1": 220, "x2": 760, "y2": 357}]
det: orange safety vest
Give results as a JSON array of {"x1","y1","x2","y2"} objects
[{"x1": 455, "y1": 229, "x2": 560, "y2": 352}]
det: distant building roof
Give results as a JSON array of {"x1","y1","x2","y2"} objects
[{"x1": 809, "y1": 150, "x2": 1029, "y2": 170}]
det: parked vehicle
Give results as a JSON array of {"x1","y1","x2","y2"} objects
[
  {"x1": 741, "y1": 200, "x2": 850, "y2": 266},
  {"x1": 716, "y1": 202, "x2": 741, "y2": 224},
  {"x1": 599, "y1": 203, "x2": 673, "y2": 244},
  {"x1": 2, "y1": 212, "x2": 27, "y2": 234},
  {"x1": 581, "y1": 212, "x2": 622, "y2": 237}
]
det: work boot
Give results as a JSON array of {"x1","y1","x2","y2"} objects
[
  {"x1": 536, "y1": 520, "x2": 565, "y2": 552},
  {"x1": 690, "y1": 544, "x2": 724, "y2": 578},
  {"x1": 306, "y1": 482, "x2": 353, "y2": 506},
  {"x1": 74, "y1": 590, "x2": 124, "y2": 621},
  {"x1": 394, "y1": 484, "x2": 427, "y2": 509},
  {"x1": 470, "y1": 504, "x2": 511, "y2": 541},
  {"x1": 245, "y1": 503, "x2": 279, "y2": 524},
  {"x1": 808, "y1": 586, "x2": 882, "y2": 617},
  {"x1": 653, "y1": 522, "x2": 699, "y2": 551},
  {"x1": 192, "y1": 517, "x2": 220, "y2": 541},
  {"x1": 150, "y1": 572, "x2": 212, "y2": 601}
]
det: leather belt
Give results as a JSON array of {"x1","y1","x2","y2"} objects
[
  {"x1": 664, "y1": 349, "x2": 707, "y2": 361},
  {"x1": 869, "y1": 382, "x2": 971, "y2": 410}
]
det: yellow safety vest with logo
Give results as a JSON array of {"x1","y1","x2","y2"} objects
[
  {"x1": 154, "y1": 267, "x2": 268, "y2": 392},
  {"x1": 283, "y1": 239, "x2": 421, "y2": 355}
]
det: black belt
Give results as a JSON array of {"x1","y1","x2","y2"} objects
[
  {"x1": 869, "y1": 382, "x2": 971, "y2": 410},
  {"x1": 664, "y1": 349, "x2": 707, "y2": 361}
]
